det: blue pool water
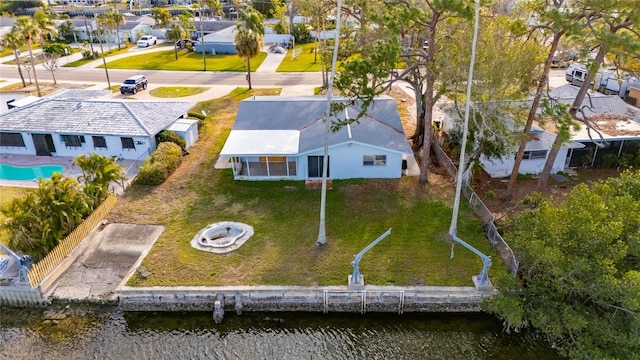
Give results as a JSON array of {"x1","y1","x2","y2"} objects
[{"x1": 0, "y1": 163, "x2": 66, "y2": 181}]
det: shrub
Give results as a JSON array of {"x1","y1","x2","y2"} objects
[
  {"x1": 156, "y1": 130, "x2": 186, "y2": 151},
  {"x1": 600, "y1": 153, "x2": 618, "y2": 168},
  {"x1": 188, "y1": 111, "x2": 206, "y2": 120},
  {"x1": 135, "y1": 142, "x2": 183, "y2": 185},
  {"x1": 292, "y1": 23, "x2": 312, "y2": 44}
]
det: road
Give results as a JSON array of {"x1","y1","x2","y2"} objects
[{"x1": 0, "y1": 66, "x2": 324, "y2": 88}]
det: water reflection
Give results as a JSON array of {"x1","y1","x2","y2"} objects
[{"x1": 0, "y1": 308, "x2": 561, "y2": 360}]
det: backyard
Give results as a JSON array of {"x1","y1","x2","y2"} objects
[{"x1": 107, "y1": 87, "x2": 506, "y2": 287}]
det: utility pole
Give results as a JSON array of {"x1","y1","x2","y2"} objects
[{"x1": 200, "y1": 0, "x2": 206, "y2": 71}]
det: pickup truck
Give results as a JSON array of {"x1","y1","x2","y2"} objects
[{"x1": 137, "y1": 35, "x2": 157, "y2": 47}]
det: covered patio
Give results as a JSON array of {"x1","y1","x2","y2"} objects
[{"x1": 221, "y1": 129, "x2": 300, "y2": 180}]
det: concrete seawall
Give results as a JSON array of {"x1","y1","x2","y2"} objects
[{"x1": 118, "y1": 285, "x2": 497, "y2": 314}]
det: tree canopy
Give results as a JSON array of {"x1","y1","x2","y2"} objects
[{"x1": 483, "y1": 170, "x2": 640, "y2": 359}]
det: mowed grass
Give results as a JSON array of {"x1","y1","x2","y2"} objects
[
  {"x1": 101, "y1": 50, "x2": 267, "y2": 71},
  {"x1": 109, "y1": 87, "x2": 506, "y2": 287},
  {"x1": 64, "y1": 45, "x2": 134, "y2": 68},
  {"x1": 150, "y1": 86, "x2": 208, "y2": 98},
  {"x1": 0, "y1": 187, "x2": 29, "y2": 245},
  {"x1": 277, "y1": 43, "x2": 327, "y2": 72}
]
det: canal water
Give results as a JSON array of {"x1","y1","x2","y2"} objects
[{"x1": 0, "y1": 307, "x2": 561, "y2": 359}]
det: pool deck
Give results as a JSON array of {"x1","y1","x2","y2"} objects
[{"x1": 0, "y1": 154, "x2": 141, "y2": 194}]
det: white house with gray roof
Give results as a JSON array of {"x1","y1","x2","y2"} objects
[
  {"x1": 220, "y1": 96, "x2": 414, "y2": 180},
  {"x1": 0, "y1": 99, "x2": 195, "y2": 160},
  {"x1": 441, "y1": 85, "x2": 640, "y2": 178}
]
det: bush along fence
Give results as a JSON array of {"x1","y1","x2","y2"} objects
[{"x1": 432, "y1": 140, "x2": 519, "y2": 276}]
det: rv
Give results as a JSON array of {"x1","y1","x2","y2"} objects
[{"x1": 565, "y1": 63, "x2": 588, "y2": 86}]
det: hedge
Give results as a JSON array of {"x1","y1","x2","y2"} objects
[{"x1": 135, "y1": 142, "x2": 183, "y2": 185}]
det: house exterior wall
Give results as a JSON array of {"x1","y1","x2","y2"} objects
[
  {"x1": 196, "y1": 43, "x2": 236, "y2": 54},
  {"x1": 480, "y1": 149, "x2": 569, "y2": 178},
  {"x1": 299, "y1": 143, "x2": 404, "y2": 180},
  {"x1": 0, "y1": 132, "x2": 152, "y2": 160}
]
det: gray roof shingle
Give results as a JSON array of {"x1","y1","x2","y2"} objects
[
  {"x1": 233, "y1": 96, "x2": 412, "y2": 154},
  {"x1": 0, "y1": 99, "x2": 195, "y2": 137}
]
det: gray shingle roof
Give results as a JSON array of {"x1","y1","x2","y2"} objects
[
  {"x1": 0, "y1": 99, "x2": 194, "y2": 137},
  {"x1": 47, "y1": 89, "x2": 112, "y2": 101},
  {"x1": 233, "y1": 96, "x2": 413, "y2": 154}
]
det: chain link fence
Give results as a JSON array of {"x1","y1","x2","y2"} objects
[{"x1": 433, "y1": 141, "x2": 519, "y2": 276}]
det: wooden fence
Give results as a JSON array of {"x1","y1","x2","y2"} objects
[{"x1": 26, "y1": 194, "x2": 117, "y2": 288}]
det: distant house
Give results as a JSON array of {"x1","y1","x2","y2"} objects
[
  {"x1": 441, "y1": 85, "x2": 640, "y2": 178},
  {"x1": 194, "y1": 22, "x2": 292, "y2": 54},
  {"x1": 68, "y1": 16, "x2": 154, "y2": 45},
  {"x1": 220, "y1": 96, "x2": 414, "y2": 180},
  {"x1": 0, "y1": 97, "x2": 196, "y2": 160}
]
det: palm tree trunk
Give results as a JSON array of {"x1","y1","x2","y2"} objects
[
  {"x1": 174, "y1": 44, "x2": 178, "y2": 60},
  {"x1": 13, "y1": 51, "x2": 26, "y2": 87},
  {"x1": 26, "y1": 40, "x2": 41, "y2": 97},
  {"x1": 247, "y1": 56, "x2": 252, "y2": 89},
  {"x1": 116, "y1": 26, "x2": 122, "y2": 50}
]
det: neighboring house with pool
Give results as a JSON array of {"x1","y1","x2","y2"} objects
[
  {"x1": 0, "y1": 97, "x2": 197, "y2": 161},
  {"x1": 220, "y1": 96, "x2": 414, "y2": 180}
]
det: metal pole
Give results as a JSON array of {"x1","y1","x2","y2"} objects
[
  {"x1": 200, "y1": 0, "x2": 206, "y2": 71},
  {"x1": 316, "y1": 0, "x2": 342, "y2": 245}
]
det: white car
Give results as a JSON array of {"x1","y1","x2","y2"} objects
[{"x1": 137, "y1": 35, "x2": 157, "y2": 47}]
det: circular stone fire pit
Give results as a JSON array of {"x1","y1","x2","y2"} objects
[{"x1": 190, "y1": 221, "x2": 254, "y2": 254}]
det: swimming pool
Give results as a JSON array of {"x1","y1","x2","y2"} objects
[{"x1": 0, "y1": 164, "x2": 66, "y2": 181}]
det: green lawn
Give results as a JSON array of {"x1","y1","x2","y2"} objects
[
  {"x1": 277, "y1": 43, "x2": 326, "y2": 72},
  {"x1": 0, "y1": 187, "x2": 28, "y2": 245},
  {"x1": 101, "y1": 50, "x2": 267, "y2": 71},
  {"x1": 64, "y1": 45, "x2": 135, "y2": 67},
  {"x1": 110, "y1": 87, "x2": 507, "y2": 287},
  {"x1": 150, "y1": 86, "x2": 208, "y2": 98}
]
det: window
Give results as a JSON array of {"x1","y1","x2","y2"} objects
[
  {"x1": 61, "y1": 134, "x2": 85, "y2": 147},
  {"x1": 523, "y1": 150, "x2": 548, "y2": 159},
  {"x1": 92, "y1": 136, "x2": 107, "y2": 149},
  {"x1": 363, "y1": 155, "x2": 387, "y2": 166},
  {"x1": 0, "y1": 132, "x2": 25, "y2": 147},
  {"x1": 121, "y1": 137, "x2": 135, "y2": 150}
]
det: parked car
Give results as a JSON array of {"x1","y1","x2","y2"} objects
[
  {"x1": 137, "y1": 35, "x2": 157, "y2": 47},
  {"x1": 175, "y1": 39, "x2": 199, "y2": 49},
  {"x1": 119, "y1": 75, "x2": 148, "y2": 94}
]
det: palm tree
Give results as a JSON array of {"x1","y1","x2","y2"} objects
[
  {"x1": 34, "y1": 9, "x2": 57, "y2": 48},
  {"x1": 234, "y1": 25, "x2": 261, "y2": 89},
  {"x1": 2, "y1": 30, "x2": 26, "y2": 87},
  {"x1": 109, "y1": 10, "x2": 126, "y2": 50},
  {"x1": 166, "y1": 22, "x2": 187, "y2": 60},
  {"x1": 242, "y1": 6, "x2": 265, "y2": 37},
  {"x1": 73, "y1": 154, "x2": 126, "y2": 207},
  {"x1": 151, "y1": 7, "x2": 172, "y2": 29},
  {"x1": 13, "y1": 16, "x2": 42, "y2": 97}
]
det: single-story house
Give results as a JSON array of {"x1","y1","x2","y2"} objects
[
  {"x1": 68, "y1": 16, "x2": 154, "y2": 45},
  {"x1": 0, "y1": 98, "x2": 196, "y2": 160},
  {"x1": 441, "y1": 85, "x2": 640, "y2": 178},
  {"x1": 220, "y1": 96, "x2": 414, "y2": 180},
  {"x1": 194, "y1": 23, "x2": 292, "y2": 54}
]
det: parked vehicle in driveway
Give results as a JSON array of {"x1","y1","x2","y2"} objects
[
  {"x1": 137, "y1": 35, "x2": 157, "y2": 47},
  {"x1": 175, "y1": 39, "x2": 199, "y2": 49},
  {"x1": 119, "y1": 75, "x2": 148, "y2": 94}
]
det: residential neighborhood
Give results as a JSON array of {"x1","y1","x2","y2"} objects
[{"x1": 0, "y1": 1, "x2": 639, "y2": 359}]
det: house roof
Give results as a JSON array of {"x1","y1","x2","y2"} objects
[
  {"x1": 47, "y1": 88, "x2": 112, "y2": 100},
  {"x1": 201, "y1": 25, "x2": 236, "y2": 43},
  {"x1": 0, "y1": 99, "x2": 195, "y2": 137},
  {"x1": 221, "y1": 96, "x2": 413, "y2": 156},
  {"x1": 193, "y1": 21, "x2": 238, "y2": 33}
]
